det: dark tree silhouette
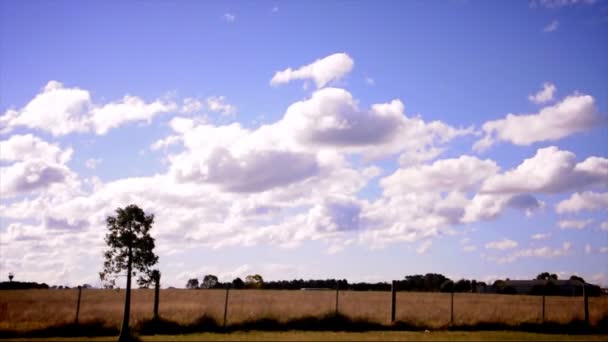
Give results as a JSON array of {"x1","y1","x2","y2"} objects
[
  {"x1": 202, "y1": 274, "x2": 218, "y2": 289},
  {"x1": 536, "y1": 272, "x2": 558, "y2": 281},
  {"x1": 570, "y1": 275, "x2": 585, "y2": 284},
  {"x1": 99, "y1": 204, "x2": 158, "y2": 342},
  {"x1": 186, "y1": 278, "x2": 199, "y2": 289},
  {"x1": 232, "y1": 277, "x2": 245, "y2": 289},
  {"x1": 245, "y1": 274, "x2": 264, "y2": 289},
  {"x1": 8, "y1": 272, "x2": 13, "y2": 282}
]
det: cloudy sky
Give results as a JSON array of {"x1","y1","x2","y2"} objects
[{"x1": 1, "y1": 0, "x2": 607, "y2": 288}]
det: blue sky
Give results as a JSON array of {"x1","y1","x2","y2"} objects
[{"x1": 1, "y1": 0, "x2": 607, "y2": 288}]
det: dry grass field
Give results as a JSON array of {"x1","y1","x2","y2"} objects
[{"x1": 0, "y1": 289, "x2": 607, "y2": 333}]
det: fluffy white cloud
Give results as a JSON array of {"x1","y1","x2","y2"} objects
[
  {"x1": 556, "y1": 191, "x2": 608, "y2": 213},
  {"x1": 270, "y1": 53, "x2": 354, "y2": 88},
  {"x1": 0, "y1": 81, "x2": 177, "y2": 136},
  {"x1": 85, "y1": 158, "x2": 102, "y2": 170},
  {"x1": 0, "y1": 134, "x2": 72, "y2": 164},
  {"x1": 485, "y1": 238, "x2": 518, "y2": 250},
  {"x1": 180, "y1": 98, "x2": 203, "y2": 114},
  {"x1": 416, "y1": 240, "x2": 432, "y2": 254},
  {"x1": 206, "y1": 96, "x2": 236, "y2": 115},
  {"x1": 529, "y1": 82, "x2": 556, "y2": 103},
  {"x1": 380, "y1": 155, "x2": 499, "y2": 195},
  {"x1": 481, "y1": 146, "x2": 608, "y2": 194},
  {"x1": 543, "y1": 20, "x2": 559, "y2": 33},
  {"x1": 474, "y1": 93, "x2": 601, "y2": 151},
  {"x1": 558, "y1": 219, "x2": 592, "y2": 230},
  {"x1": 0, "y1": 160, "x2": 75, "y2": 197},
  {"x1": 463, "y1": 193, "x2": 544, "y2": 222},
  {"x1": 493, "y1": 242, "x2": 571, "y2": 264},
  {"x1": 531, "y1": 233, "x2": 551, "y2": 240}
]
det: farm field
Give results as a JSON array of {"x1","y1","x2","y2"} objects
[
  {"x1": 1, "y1": 289, "x2": 607, "y2": 334},
  {"x1": 3, "y1": 331, "x2": 608, "y2": 342}
]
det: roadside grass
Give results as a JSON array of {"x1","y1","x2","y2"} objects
[{"x1": 3, "y1": 330, "x2": 608, "y2": 342}]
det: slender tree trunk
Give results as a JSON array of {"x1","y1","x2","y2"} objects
[{"x1": 119, "y1": 246, "x2": 133, "y2": 342}]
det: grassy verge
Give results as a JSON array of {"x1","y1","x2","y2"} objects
[
  {"x1": 1, "y1": 313, "x2": 606, "y2": 339},
  {"x1": 3, "y1": 330, "x2": 608, "y2": 342}
]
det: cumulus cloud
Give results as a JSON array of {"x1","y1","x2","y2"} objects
[
  {"x1": 181, "y1": 98, "x2": 203, "y2": 114},
  {"x1": 474, "y1": 93, "x2": 601, "y2": 151},
  {"x1": 270, "y1": 53, "x2": 354, "y2": 88},
  {"x1": 529, "y1": 82, "x2": 556, "y2": 103},
  {"x1": 416, "y1": 240, "x2": 433, "y2": 254},
  {"x1": 485, "y1": 238, "x2": 518, "y2": 250},
  {"x1": 558, "y1": 219, "x2": 592, "y2": 229},
  {"x1": 493, "y1": 242, "x2": 571, "y2": 264},
  {"x1": 380, "y1": 155, "x2": 499, "y2": 195},
  {"x1": 0, "y1": 160, "x2": 75, "y2": 197},
  {"x1": 85, "y1": 158, "x2": 102, "y2": 170},
  {"x1": 543, "y1": 20, "x2": 559, "y2": 33},
  {"x1": 481, "y1": 146, "x2": 608, "y2": 194},
  {"x1": 556, "y1": 191, "x2": 608, "y2": 213},
  {"x1": 531, "y1": 233, "x2": 551, "y2": 240},
  {"x1": 0, "y1": 134, "x2": 72, "y2": 164},
  {"x1": 206, "y1": 96, "x2": 236, "y2": 115},
  {"x1": 0, "y1": 81, "x2": 177, "y2": 136}
]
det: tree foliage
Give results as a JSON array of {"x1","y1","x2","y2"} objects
[
  {"x1": 202, "y1": 274, "x2": 219, "y2": 289},
  {"x1": 99, "y1": 204, "x2": 159, "y2": 288},
  {"x1": 186, "y1": 278, "x2": 199, "y2": 289}
]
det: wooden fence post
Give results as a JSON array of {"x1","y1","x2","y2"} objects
[
  {"x1": 390, "y1": 280, "x2": 396, "y2": 323},
  {"x1": 583, "y1": 284, "x2": 589, "y2": 326},
  {"x1": 450, "y1": 290, "x2": 454, "y2": 326},
  {"x1": 335, "y1": 288, "x2": 339, "y2": 317},
  {"x1": 541, "y1": 293, "x2": 545, "y2": 323},
  {"x1": 153, "y1": 273, "x2": 160, "y2": 321},
  {"x1": 75, "y1": 286, "x2": 82, "y2": 324},
  {"x1": 223, "y1": 288, "x2": 230, "y2": 328}
]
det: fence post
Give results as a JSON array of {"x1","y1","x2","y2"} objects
[
  {"x1": 153, "y1": 272, "x2": 160, "y2": 321},
  {"x1": 390, "y1": 280, "x2": 396, "y2": 323},
  {"x1": 75, "y1": 286, "x2": 82, "y2": 324},
  {"x1": 450, "y1": 290, "x2": 454, "y2": 326},
  {"x1": 541, "y1": 293, "x2": 545, "y2": 323},
  {"x1": 335, "y1": 287, "x2": 339, "y2": 317},
  {"x1": 223, "y1": 288, "x2": 230, "y2": 328},
  {"x1": 583, "y1": 284, "x2": 589, "y2": 326}
]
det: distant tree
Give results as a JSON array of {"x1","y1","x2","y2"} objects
[
  {"x1": 536, "y1": 272, "x2": 558, "y2": 281},
  {"x1": 440, "y1": 280, "x2": 454, "y2": 292},
  {"x1": 8, "y1": 272, "x2": 13, "y2": 282},
  {"x1": 186, "y1": 278, "x2": 199, "y2": 289},
  {"x1": 202, "y1": 274, "x2": 218, "y2": 289},
  {"x1": 232, "y1": 277, "x2": 245, "y2": 289},
  {"x1": 82, "y1": 284, "x2": 93, "y2": 289},
  {"x1": 570, "y1": 275, "x2": 585, "y2": 284},
  {"x1": 245, "y1": 274, "x2": 264, "y2": 289},
  {"x1": 99, "y1": 204, "x2": 159, "y2": 342}
]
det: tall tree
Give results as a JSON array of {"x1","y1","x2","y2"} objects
[
  {"x1": 186, "y1": 278, "x2": 199, "y2": 289},
  {"x1": 99, "y1": 204, "x2": 158, "y2": 342},
  {"x1": 202, "y1": 274, "x2": 218, "y2": 289}
]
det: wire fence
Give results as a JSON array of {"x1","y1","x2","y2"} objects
[{"x1": 1, "y1": 287, "x2": 607, "y2": 332}]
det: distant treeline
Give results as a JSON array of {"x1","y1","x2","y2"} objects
[{"x1": 0, "y1": 281, "x2": 49, "y2": 290}]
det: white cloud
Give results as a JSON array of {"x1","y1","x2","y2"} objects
[
  {"x1": 600, "y1": 247, "x2": 608, "y2": 253},
  {"x1": 493, "y1": 242, "x2": 571, "y2": 264},
  {"x1": 532, "y1": 0, "x2": 597, "y2": 8},
  {"x1": 543, "y1": 20, "x2": 559, "y2": 33},
  {"x1": 558, "y1": 219, "x2": 592, "y2": 230},
  {"x1": 416, "y1": 240, "x2": 432, "y2": 254},
  {"x1": 485, "y1": 238, "x2": 518, "y2": 250},
  {"x1": 0, "y1": 134, "x2": 73, "y2": 164},
  {"x1": 474, "y1": 93, "x2": 601, "y2": 151},
  {"x1": 0, "y1": 160, "x2": 76, "y2": 197},
  {"x1": 529, "y1": 82, "x2": 556, "y2": 104},
  {"x1": 206, "y1": 96, "x2": 236, "y2": 115},
  {"x1": 463, "y1": 245, "x2": 477, "y2": 252},
  {"x1": 380, "y1": 155, "x2": 499, "y2": 195},
  {"x1": 181, "y1": 98, "x2": 203, "y2": 114},
  {"x1": 556, "y1": 191, "x2": 608, "y2": 213},
  {"x1": 531, "y1": 233, "x2": 551, "y2": 240},
  {"x1": 85, "y1": 158, "x2": 102, "y2": 170},
  {"x1": 585, "y1": 243, "x2": 592, "y2": 254},
  {"x1": 0, "y1": 81, "x2": 177, "y2": 136},
  {"x1": 224, "y1": 13, "x2": 236, "y2": 23},
  {"x1": 270, "y1": 53, "x2": 354, "y2": 89},
  {"x1": 481, "y1": 146, "x2": 608, "y2": 194}
]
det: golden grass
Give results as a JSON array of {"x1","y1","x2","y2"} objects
[{"x1": 1, "y1": 289, "x2": 607, "y2": 333}]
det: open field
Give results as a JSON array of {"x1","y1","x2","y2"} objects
[
  {"x1": 3, "y1": 331, "x2": 608, "y2": 342},
  {"x1": 0, "y1": 289, "x2": 607, "y2": 334}
]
